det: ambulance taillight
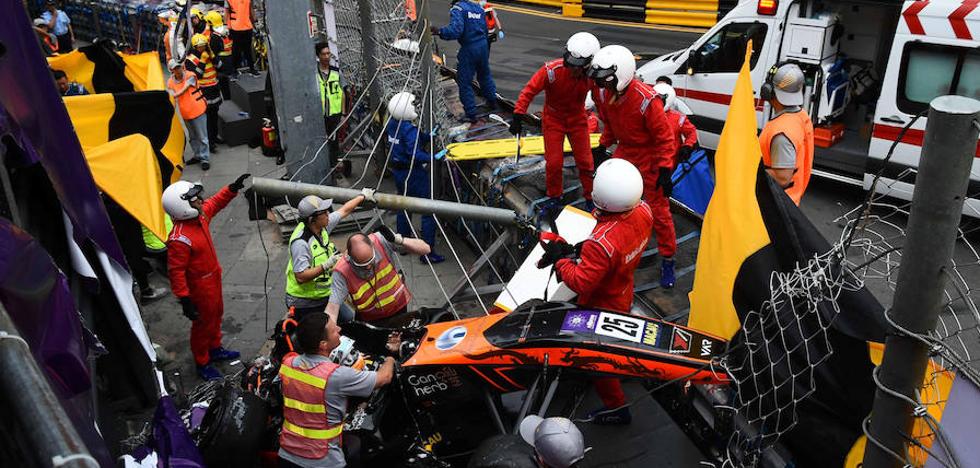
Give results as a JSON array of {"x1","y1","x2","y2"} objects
[{"x1": 757, "y1": 0, "x2": 778, "y2": 15}]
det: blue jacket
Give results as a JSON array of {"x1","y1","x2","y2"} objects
[
  {"x1": 438, "y1": 0, "x2": 487, "y2": 48},
  {"x1": 386, "y1": 120, "x2": 432, "y2": 170}
]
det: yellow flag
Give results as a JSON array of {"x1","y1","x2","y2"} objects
[
  {"x1": 687, "y1": 41, "x2": 771, "y2": 340},
  {"x1": 83, "y1": 135, "x2": 167, "y2": 240}
]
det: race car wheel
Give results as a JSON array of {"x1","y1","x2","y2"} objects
[{"x1": 197, "y1": 381, "x2": 269, "y2": 466}]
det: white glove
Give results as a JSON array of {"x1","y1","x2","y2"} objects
[
  {"x1": 393, "y1": 233, "x2": 404, "y2": 245},
  {"x1": 323, "y1": 253, "x2": 341, "y2": 271},
  {"x1": 361, "y1": 187, "x2": 377, "y2": 203}
]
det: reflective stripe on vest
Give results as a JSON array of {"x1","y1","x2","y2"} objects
[
  {"x1": 282, "y1": 420, "x2": 342, "y2": 440},
  {"x1": 333, "y1": 234, "x2": 411, "y2": 322},
  {"x1": 759, "y1": 110, "x2": 815, "y2": 206},
  {"x1": 318, "y1": 69, "x2": 344, "y2": 117},
  {"x1": 285, "y1": 222, "x2": 337, "y2": 300},
  {"x1": 219, "y1": 35, "x2": 232, "y2": 56},
  {"x1": 278, "y1": 354, "x2": 343, "y2": 459},
  {"x1": 198, "y1": 52, "x2": 218, "y2": 87}
]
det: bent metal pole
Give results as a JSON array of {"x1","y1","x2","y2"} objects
[
  {"x1": 862, "y1": 95, "x2": 980, "y2": 468},
  {"x1": 252, "y1": 177, "x2": 523, "y2": 226}
]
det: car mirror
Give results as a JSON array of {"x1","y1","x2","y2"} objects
[{"x1": 686, "y1": 50, "x2": 700, "y2": 75}]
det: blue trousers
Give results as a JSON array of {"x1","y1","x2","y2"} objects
[
  {"x1": 457, "y1": 44, "x2": 497, "y2": 121},
  {"x1": 393, "y1": 169, "x2": 436, "y2": 248}
]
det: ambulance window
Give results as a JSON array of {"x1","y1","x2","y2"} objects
[
  {"x1": 694, "y1": 22, "x2": 768, "y2": 73},
  {"x1": 955, "y1": 54, "x2": 980, "y2": 101},
  {"x1": 898, "y1": 43, "x2": 980, "y2": 115}
]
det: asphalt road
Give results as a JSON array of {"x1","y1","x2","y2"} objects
[
  {"x1": 430, "y1": 2, "x2": 980, "y2": 355},
  {"x1": 430, "y1": 0, "x2": 702, "y2": 113}
]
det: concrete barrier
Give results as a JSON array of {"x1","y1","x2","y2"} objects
[{"x1": 510, "y1": 0, "x2": 735, "y2": 29}]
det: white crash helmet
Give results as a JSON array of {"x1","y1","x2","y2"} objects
[
  {"x1": 652, "y1": 82, "x2": 693, "y2": 115},
  {"x1": 387, "y1": 92, "x2": 418, "y2": 121},
  {"x1": 564, "y1": 32, "x2": 600, "y2": 68},
  {"x1": 162, "y1": 180, "x2": 203, "y2": 221},
  {"x1": 652, "y1": 82, "x2": 676, "y2": 113},
  {"x1": 592, "y1": 158, "x2": 642, "y2": 213},
  {"x1": 588, "y1": 45, "x2": 636, "y2": 93},
  {"x1": 584, "y1": 91, "x2": 595, "y2": 111}
]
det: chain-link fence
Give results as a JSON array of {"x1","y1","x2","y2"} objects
[
  {"x1": 718, "y1": 166, "x2": 980, "y2": 467},
  {"x1": 836, "y1": 170, "x2": 980, "y2": 468}
]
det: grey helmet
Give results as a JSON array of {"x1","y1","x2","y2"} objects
[{"x1": 520, "y1": 416, "x2": 587, "y2": 467}]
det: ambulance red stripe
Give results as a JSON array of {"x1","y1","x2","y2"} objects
[
  {"x1": 949, "y1": 0, "x2": 978, "y2": 39},
  {"x1": 872, "y1": 123, "x2": 980, "y2": 157},
  {"x1": 903, "y1": 0, "x2": 930, "y2": 35}
]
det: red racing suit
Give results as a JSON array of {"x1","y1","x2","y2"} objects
[
  {"x1": 167, "y1": 186, "x2": 237, "y2": 366},
  {"x1": 555, "y1": 202, "x2": 654, "y2": 408},
  {"x1": 665, "y1": 108, "x2": 698, "y2": 168},
  {"x1": 514, "y1": 59, "x2": 594, "y2": 200},
  {"x1": 592, "y1": 80, "x2": 677, "y2": 258}
]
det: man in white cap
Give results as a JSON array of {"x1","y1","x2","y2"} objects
[
  {"x1": 520, "y1": 415, "x2": 588, "y2": 467},
  {"x1": 759, "y1": 63, "x2": 814, "y2": 205},
  {"x1": 284, "y1": 189, "x2": 375, "y2": 319}
]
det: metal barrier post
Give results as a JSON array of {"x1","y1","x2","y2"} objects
[
  {"x1": 0, "y1": 303, "x2": 96, "y2": 467},
  {"x1": 862, "y1": 96, "x2": 980, "y2": 467}
]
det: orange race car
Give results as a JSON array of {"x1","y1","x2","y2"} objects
[{"x1": 340, "y1": 300, "x2": 731, "y2": 465}]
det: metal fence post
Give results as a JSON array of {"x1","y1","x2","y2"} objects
[
  {"x1": 862, "y1": 95, "x2": 980, "y2": 467},
  {"x1": 266, "y1": 0, "x2": 331, "y2": 183}
]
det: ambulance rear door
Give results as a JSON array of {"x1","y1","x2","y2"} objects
[{"x1": 868, "y1": 0, "x2": 980, "y2": 217}]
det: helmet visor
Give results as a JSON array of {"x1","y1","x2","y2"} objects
[
  {"x1": 180, "y1": 184, "x2": 204, "y2": 202},
  {"x1": 589, "y1": 66, "x2": 618, "y2": 89},
  {"x1": 563, "y1": 51, "x2": 590, "y2": 68}
]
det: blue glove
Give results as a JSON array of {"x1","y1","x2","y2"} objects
[
  {"x1": 434, "y1": 149, "x2": 448, "y2": 161},
  {"x1": 429, "y1": 125, "x2": 440, "y2": 138}
]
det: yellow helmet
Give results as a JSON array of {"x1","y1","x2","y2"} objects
[
  {"x1": 204, "y1": 10, "x2": 223, "y2": 28},
  {"x1": 190, "y1": 7, "x2": 203, "y2": 20},
  {"x1": 192, "y1": 33, "x2": 208, "y2": 47}
]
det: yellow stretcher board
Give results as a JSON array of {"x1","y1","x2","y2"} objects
[{"x1": 446, "y1": 133, "x2": 602, "y2": 161}]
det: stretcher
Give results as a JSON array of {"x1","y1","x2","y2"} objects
[{"x1": 446, "y1": 133, "x2": 602, "y2": 161}]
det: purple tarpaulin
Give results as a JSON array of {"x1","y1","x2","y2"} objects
[
  {"x1": 0, "y1": 1, "x2": 126, "y2": 266},
  {"x1": 149, "y1": 396, "x2": 206, "y2": 468}
]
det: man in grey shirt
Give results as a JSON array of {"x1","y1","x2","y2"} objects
[
  {"x1": 285, "y1": 190, "x2": 375, "y2": 319},
  {"x1": 766, "y1": 107, "x2": 803, "y2": 182},
  {"x1": 278, "y1": 313, "x2": 396, "y2": 467}
]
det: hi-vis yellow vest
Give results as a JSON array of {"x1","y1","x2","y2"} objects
[
  {"x1": 317, "y1": 68, "x2": 343, "y2": 117},
  {"x1": 285, "y1": 223, "x2": 337, "y2": 299}
]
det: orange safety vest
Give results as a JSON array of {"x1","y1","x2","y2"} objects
[
  {"x1": 333, "y1": 234, "x2": 412, "y2": 322},
  {"x1": 187, "y1": 52, "x2": 218, "y2": 88},
  {"x1": 760, "y1": 109, "x2": 814, "y2": 205},
  {"x1": 226, "y1": 0, "x2": 253, "y2": 31},
  {"x1": 218, "y1": 34, "x2": 232, "y2": 57},
  {"x1": 278, "y1": 354, "x2": 343, "y2": 460},
  {"x1": 167, "y1": 74, "x2": 207, "y2": 120}
]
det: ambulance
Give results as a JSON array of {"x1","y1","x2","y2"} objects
[{"x1": 636, "y1": 0, "x2": 980, "y2": 216}]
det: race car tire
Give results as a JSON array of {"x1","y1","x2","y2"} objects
[
  {"x1": 197, "y1": 382, "x2": 269, "y2": 466},
  {"x1": 466, "y1": 434, "x2": 537, "y2": 468}
]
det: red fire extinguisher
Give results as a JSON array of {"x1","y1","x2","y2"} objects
[{"x1": 261, "y1": 118, "x2": 279, "y2": 156}]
